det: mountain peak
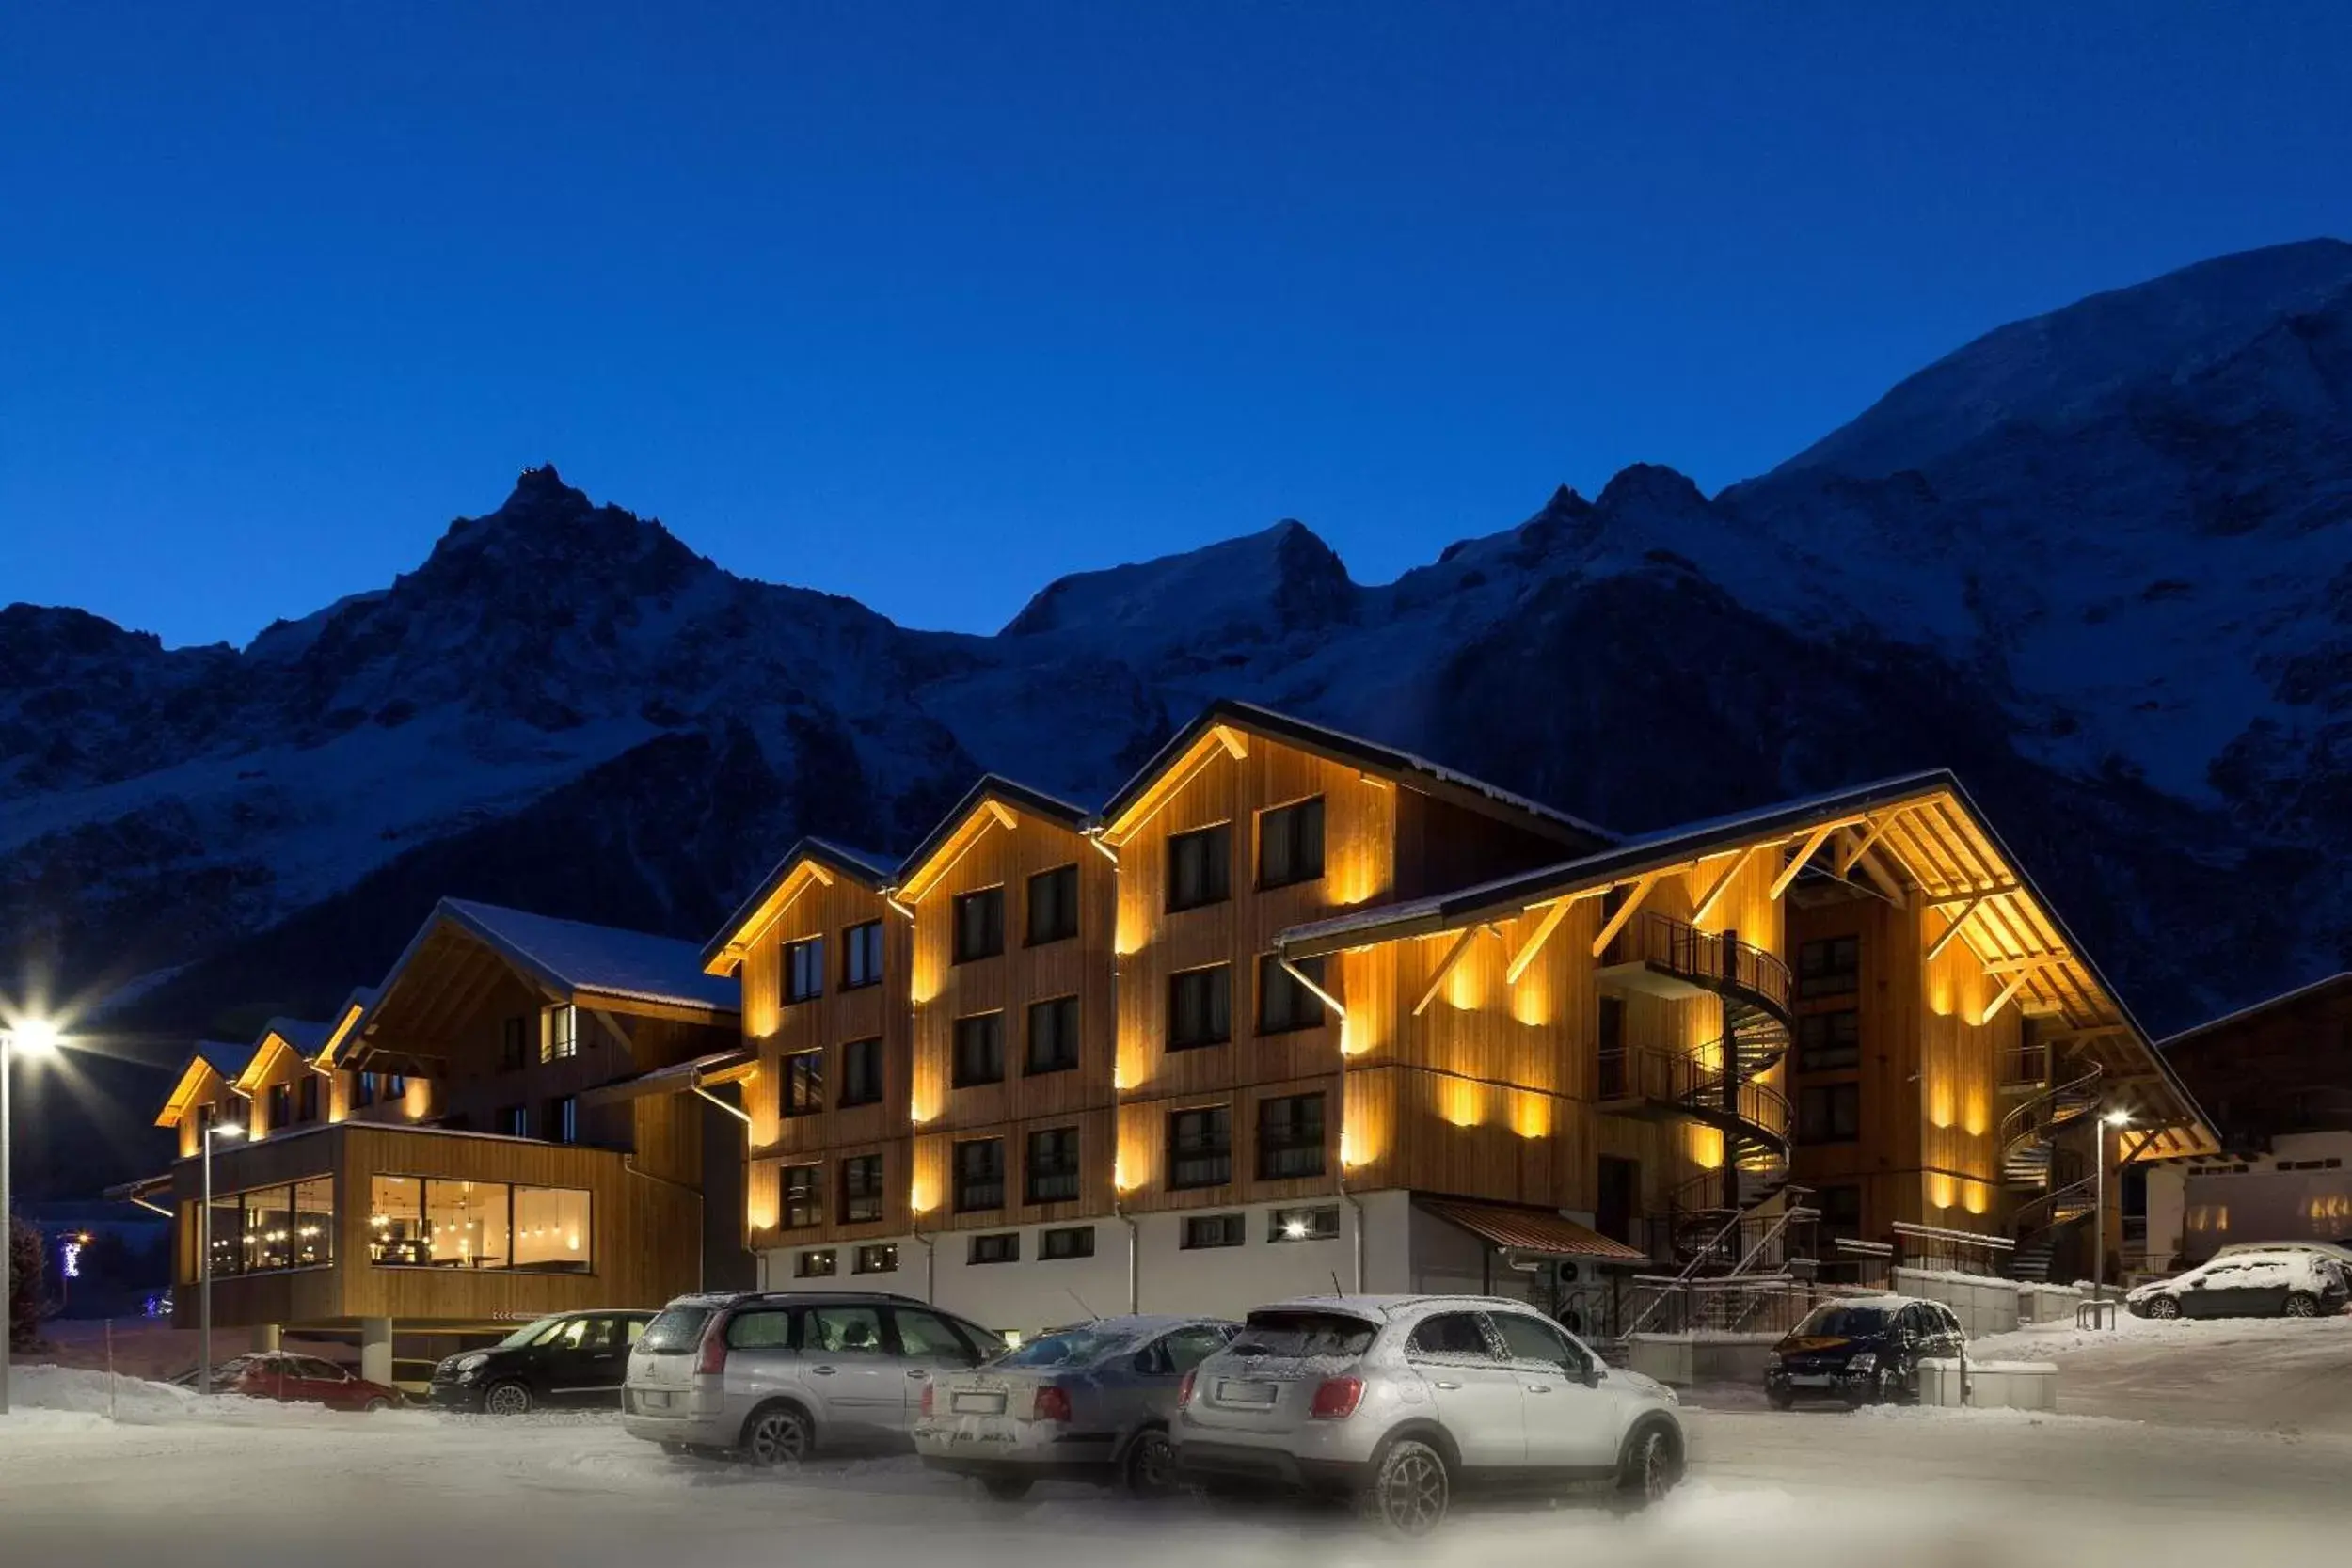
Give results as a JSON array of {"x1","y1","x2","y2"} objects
[
  {"x1": 506, "y1": 463, "x2": 588, "y2": 511},
  {"x1": 1002, "y1": 517, "x2": 1354, "y2": 644}
]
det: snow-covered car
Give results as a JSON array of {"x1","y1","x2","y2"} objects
[
  {"x1": 2127, "y1": 1250, "x2": 2348, "y2": 1320},
  {"x1": 1765, "y1": 1295, "x2": 1966, "y2": 1408},
  {"x1": 1170, "y1": 1295, "x2": 1681, "y2": 1537},
  {"x1": 914, "y1": 1315, "x2": 1236, "y2": 1499},
  {"x1": 2209, "y1": 1239, "x2": 2352, "y2": 1273}
]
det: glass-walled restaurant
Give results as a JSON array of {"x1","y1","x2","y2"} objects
[
  {"x1": 198, "y1": 1175, "x2": 591, "y2": 1277},
  {"x1": 206, "y1": 1177, "x2": 336, "y2": 1275}
]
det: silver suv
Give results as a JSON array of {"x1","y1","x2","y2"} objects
[
  {"x1": 621, "y1": 1291, "x2": 1004, "y2": 1465},
  {"x1": 1170, "y1": 1295, "x2": 1683, "y2": 1535}
]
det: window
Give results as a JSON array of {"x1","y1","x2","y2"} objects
[
  {"x1": 1797, "y1": 1009, "x2": 1862, "y2": 1072},
  {"x1": 1406, "y1": 1312, "x2": 1496, "y2": 1359},
  {"x1": 387, "y1": 1072, "x2": 408, "y2": 1101},
  {"x1": 782, "y1": 1051, "x2": 825, "y2": 1117},
  {"x1": 853, "y1": 1243, "x2": 898, "y2": 1275},
  {"x1": 1168, "y1": 823, "x2": 1232, "y2": 911},
  {"x1": 1168, "y1": 965, "x2": 1232, "y2": 1050},
  {"x1": 723, "y1": 1307, "x2": 792, "y2": 1350},
  {"x1": 1797, "y1": 936, "x2": 1861, "y2": 998},
  {"x1": 1798, "y1": 1083, "x2": 1862, "y2": 1142},
  {"x1": 294, "y1": 1175, "x2": 334, "y2": 1267},
  {"x1": 1268, "y1": 1205, "x2": 1341, "y2": 1243},
  {"x1": 1026, "y1": 863, "x2": 1080, "y2": 946},
  {"x1": 1025, "y1": 1127, "x2": 1081, "y2": 1204},
  {"x1": 355, "y1": 1071, "x2": 377, "y2": 1108},
  {"x1": 1181, "y1": 1213, "x2": 1245, "y2": 1249},
  {"x1": 785, "y1": 938, "x2": 825, "y2": 1004},
  {"x1": 795, "y1": 1249, "x2": 837, "y2": 1279},
  {"x1": 1817, "y1": 1183, "x2": 1863, "y2": 1240},
  {"x1": 803, "y1": 1304, "x2": 885, "y2": 1354},
  {"x1": 500, "y1": 1017, "x2": 528, "y2": 1072},
  {"x1": 1041, "y1": 1226, "x2": 1095, "y2": 1260},
  {"x1": 1025, "y1": 996, "x2": 1081, "y2": 1075},
  {"x1": 893, "y1": 1308, "x2": 980, "y2": 1363},
  {"x1": 1489, "y1": 1312, "x2": 1588, "y2": 1374},
  {"x1": 1257, "y1": 1093, "x2": 1327, "y2": 1180},
  {"x1": 296, "y1": 1074, "x2": 319, "y2": 1123},
  {"x1": 1258, "y1": 796, "x2": 1326, "y2": 889},
  {"x1": 1168, "y1": 1105, "x2": 1232, "y2": 1189},
  {"x1": 1597, "y1": 996, "x2": 1627, "y2": 1097},
  {"x1": 954, "y1": 1138, "x2": 1006, "y2": 1212},
  {"x1": 195, "y1": 1177, "x2": 336, "y2": 1280},
  {"x1": 839, "y1": 1037, "x2": 883, "y2": 1106},
  {"x1": 547, "y1": 1094, "x2": 579, "y2": 1145},
  {"x1": 952, "y1": 1012, "x2": 1006, "y2": 1087},
  {"x1": 267, "y1": 1084, "x2": 292, "y2": 1130},
  {"x1": 1138, "y1": 1324, "x2": 1233, "y2": 1375},
  {"x1": 782, "y1": 1164, "x2": 823, "y2": 1229},
  {"x1": 497, "y1": 1104, "x2": 529, "y2": 1138},
  {"x1": 1257, "y1": 954, "x2": 1327, "y2": 1035},
  {"x1": 542, "y1": 1004, "x2": 579, "y2": 1062},
  {"x1": 842, "y1": 920, "x2": 884, "y2": 990},
  {"x1": 365, "y1": 1175, "x2": 589, "y2": 1271},
  {"x1": 953, "y1": 888, "x2": 1005, "y2": 963},
  {"x1": 839, "y1": 1154, "x2": 884, "y2": 1225},
  {"x1": 969, "y1": 1232, "x2": 1020, "y2": 1265}
]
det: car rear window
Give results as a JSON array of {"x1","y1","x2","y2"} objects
[
  {"x1": 639, "y1": 1306, "x2": 716, "y2": 1354},
  {"x1": 997, "y1": 1326, "x2": 1141, "y2": 1368},
  {"x1": 1231, "y1": 1311, "x2": 1376, "y2": 1358}
]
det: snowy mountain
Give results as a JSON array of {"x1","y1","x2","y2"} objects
[{"x1": 7, "y1": 239, "x2": 2351, "y2": 1196}]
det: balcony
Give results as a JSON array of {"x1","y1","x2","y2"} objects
[{"x1": 1597, "y1": 912, "x2": 1794, "y2": 1024}]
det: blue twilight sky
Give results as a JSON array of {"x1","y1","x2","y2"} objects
[{"x1": 4, "y1": 3, "x2": 2349, "y2": 650}]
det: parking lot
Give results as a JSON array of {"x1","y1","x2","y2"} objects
[{"x1": 8, "y1": 1316, "x2": 2351, "y2": 1568}]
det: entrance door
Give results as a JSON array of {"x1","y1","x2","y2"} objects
[{"x1": 1597, "y1": 1158, "x2": 1639, "y2": 1247}]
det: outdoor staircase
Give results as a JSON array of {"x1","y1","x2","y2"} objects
[{"x1": 2000, "y1": 1063, "x2": 2104, "y2": 1281}]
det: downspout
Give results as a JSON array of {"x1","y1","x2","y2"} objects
[
  {"x1": 1337, "y1": 1175, "x2": 1365, "y2": 1292},
  {"x1": 910, "y1": 1211, "x2": 936, "y2": 1304},
  {"x1": 1115, "y1": 1197, "x2": 1140, "y2": 1312}
]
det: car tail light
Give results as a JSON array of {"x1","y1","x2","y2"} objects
[
  {"x1": 1310, "y1": 1377, "x2": 1363, "y2": 1419},
  {"x1": 1033, "y1": 1386, "x2": 1073, "y2": 1423},
  {"x1": 919, "y1": 1381, "x2": 935, "y2": 1418},
  {"x1": 1178, "y1": 1370, "x2": 1197, "y2": 1408},
  {"x1": 696, "y1": 1320, "x2": 730, "y2": 1376}
]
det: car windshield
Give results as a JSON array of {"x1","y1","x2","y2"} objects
[
  {"x1": 994, "y1": 1327, "x2": 1141, "y2": 1368},
  {"x1": 1231, "y1": 1311, "x2": 1377, "y2": 1358},
  {"x1": 1794, "y1": 1305, "x2": 1890, "y2": 1338},
  {"x1": 639, "y1": 1306, "x2": 717, "y2": 1354},
  {"x1": 495, "y1": 1315, "x2": 569, "y2": 1349}
]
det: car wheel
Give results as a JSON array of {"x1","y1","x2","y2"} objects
[
  {"x1": 483, "y1": 1382, "x2": 533, "y2": 1417},
  {"x1": 1122, "y1": 1429, "x2": 1177, "y2": 1497},
  {"x1": 2148, "y1": 1297, "x2": 2181, "y2": 1320},
  {"x1": 2283, "y1": 1291, "x2": 2320, "y2": 1319},
  {"x1": 1617, "y1": 1424, "x2": 1679, "y2": 1507},
  {"x1": 1359, "y1": 1438, "x2": 1450, "y2": 1538},
  {"x1": 741, "y1": 1403, "x2": 812, "y2": 1468},
  {"x1": 363, "y1": 1397, "x2": 392, "y2": 1414},
  {"x1": 977, "y1": 1476, "x2": 1035, "y2": 1502}
]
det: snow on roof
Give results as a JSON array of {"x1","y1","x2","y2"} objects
[
  {"x1": 2156, "y1": 972, "x2": 2352, "y2": 1053},
  {"x1": 702, "y1": 836, "x2": 901, "y2": 973},
  {"x1": 261, "y1": 1016, "x2": 333, "y2": 1055},
  {"x1": 194, "y1": 1039, "x2": 259, "y2": 1081},
  {"x1": 438, "y1": 898, "x2": 739, "y2": 1014}
]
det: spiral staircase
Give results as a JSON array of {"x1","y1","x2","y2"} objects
[
  {"x1": 1596, "y1": 912, "x2": 1799, "y2": 1262},
  {"x1": 2000, "y1": 1061, "x2": 2104, "y2": 1281}
]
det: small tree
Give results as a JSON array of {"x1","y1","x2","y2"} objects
[{"x1": 8, "y1": 1213, "x2": 41, "y2": 1351}]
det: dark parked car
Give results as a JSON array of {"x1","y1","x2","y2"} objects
[
  {"x1": 2126, "y1": 1250, "x2": 2349, "y2": 1320},
  {"x1": 179, "y1": 1353, "x2": 405, "y2": 1412},
  {"x1": 430, "y1": 1310, "x2": 657, "y2": 1414},
  {"x1": 1766, "y1": 1296, "x2": 1964, "y2": 1409}
]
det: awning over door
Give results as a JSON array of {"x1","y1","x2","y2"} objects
[{"x1": 1419, "y1": 1197, "x2": 1646, "y2": 1264}]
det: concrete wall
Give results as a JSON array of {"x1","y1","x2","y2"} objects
[
  {"x1": 757, "y1": 1189, "x2": 1413, "y2": 1333},
  {"x1": 1890, "y1": 1267, "x2": 2020, "y2": 1338},
  {"x1": 1919, "y1": 1356, "x2": 2058, "y2": 1411}
]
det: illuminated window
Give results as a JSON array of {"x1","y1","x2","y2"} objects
[
  {"x1": 795, "y1": 1249, "x2": 837, "y2": 1278},
  {"x1": 952, "y1": 888, "x2": 1006, "y2": 963},
  {"x1": 1168, "y1": 824, "x2": 1232, "y2": 912},
  {"x1": 1256, "y1": 955, "x2": 1327, "y2": 1035},
  {"x1": 852, "y1": 1243, "x2": 898, "y2": 1275},
  {"x1": 365, "y1": 1177, "x2": 581, "y2": 1272},
  {"x1": 1257, "y1": 797, "x2": 1326, "y2": 890},
  {"x1": 542, "y1": 1004, "x2": 579, "y2": 1062},
  {"x1": 842, "y1": 921, "x2": 884, "y2": 990},
  {"x1": 1267, "y1": 1205, "x2": 1340, "y2": 1243},
  {"x1": 1026, "y1": 863, "x2": 1079, "y2": 946},
  {"x1": 785, "y1": 938, "x2": 825, "y2": 1005}
]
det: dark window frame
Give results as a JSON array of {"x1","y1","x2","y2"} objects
[
  {"x1": 842, "y1": 920, "x2": 885, "y2": 990},
  {"x1": 1797, "y1": 1008, "x2": 1863, "y2": 1073},
  {"x1": 952, "y1": 887, "x2": 1007, "y2": 964},
  {"x1": 785, "y1": 937, "x2": 826, "y2": 1005},
  {"x1": 968, "y1": 1231, "x2": 1019, "y2": 1265},
  {"x1": 953, "y1": 1138, "x2": 1006, "y2": 1213},
  {"x1": 548, "y1": 1094, "x2": 579, "y2": 1145},
  {"x1": 1798, "y1": 1082, "x2": 1863, "y2": 1143},
  {"x1": 838, "y1": 1153, "x2": 884, "y2": 1226},
  {"x1": 1797, "y1": 935, "x2": 1861, "y2": 999},
  {"x1": 1256, "y1": 954, "x2": 1328, "y2": 1036},
  {"x1": 1256, "y1": 1092, "x2": 1327, "y2": 1180},
  {"x1": 1167, "y1": 823, "x2": 1233, "y2": 913},
  {"x1": 838, "y1": 1037, "x2": 884, "y2": 1107},
  {"x1": 782, "y1": 1050, "x2": 825, "y2": 1117},
  {"x1": 1168, "y1": 1105, "x2": 1232, "y2": 1191},
  {"x1": 1040, "y1": 1225, "x2": 1095, "y2": 1261},
  {"x1": 781, "y1": 1164, "x2": 824, "y2": 1229},
  {"x1": 1168, "y1": 964, "x2": 1233, "y2": 1051},
  {"x1": 1025, "y1": 995, "x2": 1081, "y2": 1075},
  {"x1": 1257, "y1": 795, "x2": 1327, "y2": 890},
  {"x1": 1025, "y1": 863, "x2": 1080, "y2": 947},
  {"x1": 952, "y1": 1011, "x2": 1007, "y2": 1088},
  {"x1": 1025, "y1": 1126, "x2": 1081, "y2": 1205},
  {"x1": 1180, "y1": 1213, "x2": 1245, "y2": 1250}
]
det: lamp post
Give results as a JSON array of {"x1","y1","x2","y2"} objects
[
  {"x1": 198, "y1": 1117, "x2": 247, "y2": 1396},
  {"x1": 2093, "y1": 1107, "x2": 2133, "y2": 1312},
  {"x1": 1, "y1": 1018, "x2": 65, "y2": 1418}
]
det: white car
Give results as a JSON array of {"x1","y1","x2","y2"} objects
[
  {"x1": 1169, "y1": 1294, "x2": 1682, "y2": 1536},
  {"x1": 2127, "y1": 1249, "x2": 2349, "y2": 1320}
]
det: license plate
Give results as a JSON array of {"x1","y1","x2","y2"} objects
[
  {"x1": 634, "y1": 1389, "x2": 675, "y2": 1410},
  {"x1": 951, "y1": 1392, "x2": 1006, "y2": 1415},
  {"x1": 1216, "y1": 1380, "x2": 1278, "y2": 1406},
  {"x1": 1787, "y1": 1374, "x2": 1832, "y2": 1388}
]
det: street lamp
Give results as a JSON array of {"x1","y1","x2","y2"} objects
[
  {"x1": 2093, "y1": 1107, "x2": 2133, "y2": 1313},
  {"x1": 1, "y1": 1018, "x2": 65, "y2": 1418},
  {"x1": 199, "y1": 1118, "x2": 247, "y2": 1396}
]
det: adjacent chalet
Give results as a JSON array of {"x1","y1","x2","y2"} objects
[{"x1": 131, "y1": 899, "x2": 748, "y2": 1380}]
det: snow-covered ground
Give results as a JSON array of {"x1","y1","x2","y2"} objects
[
  {"x1": 1967, "y1": 1309, "x2": 2352, "y2": 1435},
  {"x1": 6, "y1": 1352, "x2": 2349, "y2": 1568}
]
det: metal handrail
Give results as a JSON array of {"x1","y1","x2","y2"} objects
[
  {"x1": 2013, "y1": 1171, "x2": 2099, "y2": 1236},
  {"x1": 1609, "y1": 912, "x2": 1795, "y2": 1018},
  {"x1": 1998, "y1": 1063, "x2": 2103, "y2": 1152}
]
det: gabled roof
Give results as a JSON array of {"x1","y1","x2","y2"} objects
[
  {"x1": 315, "y1": 985, "x2": 381, "y2": 1068},
  {"x1": 2157, "y1": 973, "x2": 2352, "y2": 1055},
  {"x1": 428, "y1": 899, "x2": 740, "y2": 1014},
  {"x1": 895, "y1": 775, "x2": 1091, "y2": 905},
  {"x1": 1279, "y1": 768, "x2": 2217, "y2": 1162},
  {"x1": 1096, "y1": 699, "x2": 1614, "y2": 850},
  {"x1": 702, "y1": 837, "x2": 899, "y2": 976},
  {"x1": 155, "y1": 1040, "x2": 260, "y2": 1129}
]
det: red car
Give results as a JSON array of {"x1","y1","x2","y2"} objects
[{"x1": 201, "y1": 1352, "x2": 405, "y2": 1412}]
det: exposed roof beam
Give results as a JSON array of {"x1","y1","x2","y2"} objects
[
  {"x1": 1928, "y1": 882, "x2": 2019, "y2": 907},
  {"x1": 1836, "y1": 812, "x2": 1900, "y2": 876},
  {"x1": 1211, "y1": 723, "x2": 1250, "y2": 760},
  {"x1": 1412, "y1": 927, "x2": 1484, "y2": 1017},
  {"x1": 1589, "y1": 871, "x2": 1662, "y2": 958},
  {"x1": 1847, "y1": 842, "x2": 1909, "y2": 905},
  {"x1": 1506, "y1": 901, "x2": 1574, "y2": 985},
  {"x1": 1979, "y1": 952, "x2": 2073, "y2": 975},
  {"x1": 1980, "y1": 968, "x2": 2037, "y2": 1022},
  {"x1": 1770, "y1": 825, "x2": 1839, "y2": 900},
  {"x1": 1689, "y1": 846, "x2": 1758, "y2": 927}
]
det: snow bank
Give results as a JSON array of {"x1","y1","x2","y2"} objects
[{"x1": 2, "y1": 1364, "x2": 429, "y2": 1432}]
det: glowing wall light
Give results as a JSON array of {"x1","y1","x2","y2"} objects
[
  {"x1": 1509, "y1": 1091, "x2": 1550, "y2": 1140},
  {"x1": 1438, "y1": 1077, "x2": 1483, "y2": 1129}
]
